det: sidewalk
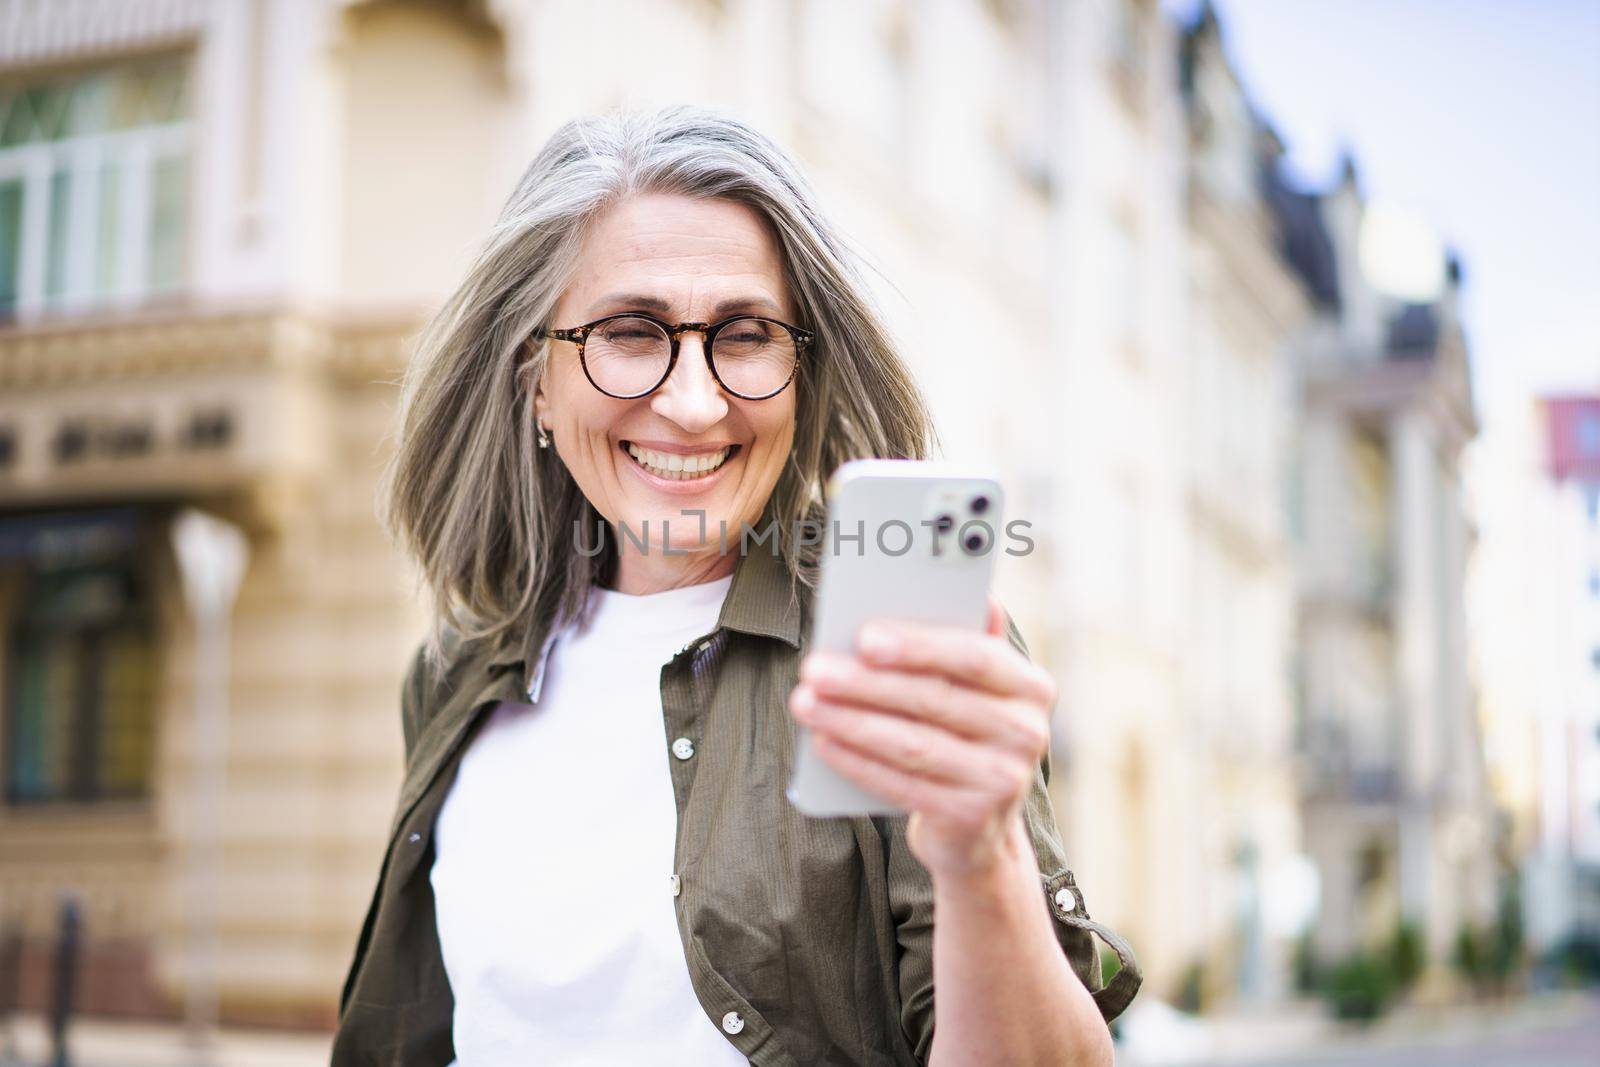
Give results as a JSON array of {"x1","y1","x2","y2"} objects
[
  {"x1": 0, "y1": 1014, "x2": 331, "y2": 1067},
  {"x1": 1118, "y1": 989, "x2": 1600, "y2": 1067},
  {"x1": 1117, "y1": 996, "x2": 1336, "y2": 1065},
  {"x1": 1233, "y1": 989, "x2": 1600, "y2": 1066}
]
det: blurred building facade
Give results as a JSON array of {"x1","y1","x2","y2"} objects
[
  {"x1": 1268, "y1": 148, "x2": 1495, "y2": 970},
  {"x1": 1523, "y1": 395, "x2": 1600, "y2": 952},
  {"x1": 1169, "y1": 8, "x2": 1311, "y2": 1004},
  {"x1": 0, "y1": 0, "x2": 466, "y2": 1025},
  {"x1": 0, "y1": 0, "x2": 1492, "y2": 1030}
]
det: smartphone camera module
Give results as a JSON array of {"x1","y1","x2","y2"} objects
[{"x1": 923, "y1": 483, "x2": 996, "y2": 565}]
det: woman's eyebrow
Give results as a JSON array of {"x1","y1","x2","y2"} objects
[{"x1": 586, "y1": 292, "x2": 785, "y2": 319}]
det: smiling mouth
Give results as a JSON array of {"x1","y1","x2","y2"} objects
[{"x1": 621, "y1": 441, "x2": 741, "y2": 481}]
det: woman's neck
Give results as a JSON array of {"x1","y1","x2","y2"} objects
[{"x1": 611, "y1": 546, "x2": 738, "y2": 595}]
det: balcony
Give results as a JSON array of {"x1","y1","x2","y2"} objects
[
  {"x1": 1300, "y1": 715, "x2": 1403, "y2": 805},
  {"x1": 0, "y1": 309, "x2": 414, "y2": 519}
]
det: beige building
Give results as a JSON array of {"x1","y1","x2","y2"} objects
[
  {"x1": 1169, "y1": 9, "x2": 1311, "y2": 1004},
  {"x1": 1277, "y1": 154, "x2": 1493, "y2": 971},
  {"x1": 1020, "y1": 0, "x2": 1196, "y2": 1002},
  {"x1": 0, "y1": 0, "x2": 456, "y2": 1024}
]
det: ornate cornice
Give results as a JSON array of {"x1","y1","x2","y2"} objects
[
  {"x1": 0, "y1": 307, "x2": 424, "y2": 526},
  {"x1": 0, "y1": 307, "x2": 421, "y2": 387},
  {"x1": 0, "y1": 0, "x2": 208, "y2": 71}
]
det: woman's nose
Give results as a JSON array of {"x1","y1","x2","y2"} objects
[{"x1": 650, "y1": 333, "x2": 729, "y2": 431}]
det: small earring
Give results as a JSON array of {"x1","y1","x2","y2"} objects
[{"x1": 537, "y1": 422, "x2": 550, "y2": 449}]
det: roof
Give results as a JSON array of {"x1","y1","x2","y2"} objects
[
  {"x1": 1386, "y1": 303, "x2": 1440, "y2": 360},
  {"x1": 1260, "y1": 168, "x2": 1342, "y2": 312}
]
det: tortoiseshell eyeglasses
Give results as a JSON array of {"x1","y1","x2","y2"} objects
[{"x1": 539, "y1": 312, "x2": 813, "y2": 401}]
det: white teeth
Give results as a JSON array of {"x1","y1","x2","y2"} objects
[{"x1": 625, "y1": 443, "x2": 732, "y2": 480}]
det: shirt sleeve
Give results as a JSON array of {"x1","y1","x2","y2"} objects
[{"x1": 887, "y1": 606, "x2": 1143, "y2": 1063}]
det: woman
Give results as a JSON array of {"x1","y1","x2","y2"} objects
[{"x1": 334, "y1": 105, "x2": 1139, "y2": 1067}]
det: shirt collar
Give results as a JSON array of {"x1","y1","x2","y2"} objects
[
  {"x1": 486, "y1": 521, "x2": 804, "y2": 703},
  {"x1": 712, "y1": 535, "x2": 804, "y2": 649}
]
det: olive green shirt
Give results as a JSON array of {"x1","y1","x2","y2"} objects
[{"x1": 333, "y1": 542, "x2": 1140, "y2": 1066}]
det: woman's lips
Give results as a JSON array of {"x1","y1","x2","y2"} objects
[{"x1": 619, "y1": 440, "x2": 741, "y2": 494}]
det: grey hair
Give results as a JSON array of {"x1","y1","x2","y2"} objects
[{"x1": 379, "y1": 104, "x2": 936, "y2": 670}]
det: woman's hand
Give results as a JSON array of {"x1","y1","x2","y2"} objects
[{"x1": 787, "y1": 596, "x2": 1057, "y2": 881}]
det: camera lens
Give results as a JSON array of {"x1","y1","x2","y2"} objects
[
  {"x1": 960, "y1": 522, "x2": 992, "y2": 555},
  {"x1": 970, "y1": 495, "x2": 990, "y2": 515},
  {"x1": 934, "y1": 513, "x2": 955, "y2": 533}
]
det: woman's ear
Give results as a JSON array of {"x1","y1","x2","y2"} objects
[
  {"x1": 533, "y1": 380, "x2": 549, "y2": 427},
  {"x1": 529, "y1": 349, "x2": 550, "y2": 428}
]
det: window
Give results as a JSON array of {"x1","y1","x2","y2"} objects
[
  {"x1": 1579, "y1": 413, "x2": 1600, "y2": 458},
  {"x1": 1108, "y1": 0, "x2": 1155, "y2": 114},
  {"x1": 800, "y1": 0, "x2": 905, "y2": 170},
  {"x1": 3, "y1": 514, "x2": 159, "y2": 805},
  {"x1": 1108, "y1": 208, "x2": 1143, "y2": 362},
  {"x1": 0, "y1": 53, "x2": 191, "y2": 320},
  {"x1": 1285, "y1": 456, "x2": 1305, "y2": 544}
]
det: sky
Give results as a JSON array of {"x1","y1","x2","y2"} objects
[{"x1": 1163, "y1": 0, "x2": 1600, "y2": 431}]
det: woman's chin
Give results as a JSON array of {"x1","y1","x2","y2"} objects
[{"x1": 613, "y1": 508, "x2": 737, "y2": 556}]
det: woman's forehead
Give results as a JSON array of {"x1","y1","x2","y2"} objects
[
  {"x1": 563, "y1": 193, "x2": 792, "y2": 317},
  {"x1": 597, "y1": 190, "x2": 769, "y2": 234}
]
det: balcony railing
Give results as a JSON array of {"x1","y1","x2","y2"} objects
[{"x1": 1300, "y1": 715, "x2": 1402, "y2": 804}]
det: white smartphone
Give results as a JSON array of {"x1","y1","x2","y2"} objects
[{"x1": 786, "y1": 459, "x2": 1006, "y2": 817}]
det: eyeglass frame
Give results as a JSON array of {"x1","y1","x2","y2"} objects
[{"x1": 538, "y1": 311, "x2": 815, "y2": 401}]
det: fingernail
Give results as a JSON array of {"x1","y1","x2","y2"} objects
[
  {"x1": 801, "y1": 652, "x2": 846, "y2": 684},
  {"x1": 859, "y1": 625, "x2": 897, "y2": 659},
  {"x1": 791, "y1": 684, "x2": 816, "y2": 719}
]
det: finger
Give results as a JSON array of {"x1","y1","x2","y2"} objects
[
  {"x1": 798, "y1": 653, "x2": 1050, "y2": 757},
  {"x1": 986, "y1": 593, "x2": 1006, "y2": 638},
  {"x1": 855, "y1": 620, "x2": 1056, "y2": 706},
  {"x1": 800, "y1": 694, "x2": 1032, "y2": 798},
  {"x1": 807, "y1": 731, "x2": 984, "y2": 824}
]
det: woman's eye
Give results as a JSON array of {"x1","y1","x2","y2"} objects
[{"x1": 600, "y1": 328, "x2": 661, "y2": 345}]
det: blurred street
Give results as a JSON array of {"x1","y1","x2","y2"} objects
[
  {"x1": 1262, "y1": 1020, "x2": 1600, "y2": 1066},
  {"x1": 0, "y1": 994, "x2": 1595, "y2": 1067},
  {"x1": 1194, "y1": 993, "x2": 1600, "y2": 1067},
  {"x1": 0, "y1": 1012, "x2": 330, "y2": 1067}
]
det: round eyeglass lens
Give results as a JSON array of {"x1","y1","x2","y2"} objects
[
  {"x1": 713, "y1": 318, "x2": 798, "y2": 398},
  {"x1": 584, "y1": 316, "x2": 672, "y2": 396}
]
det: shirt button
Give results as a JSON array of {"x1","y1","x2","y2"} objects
[
  {"x1": 721, "y1": 1011, "x2": 744, "y2": 1035},
  {"x1": 1054, "y1": 887, "x2": 1076, "y2": 913},
  {"x1": 671, "y1": 737, "x2": 695, "y2": 760},
  {"x1": 669, "y1": 874, "x2": 681, "y2": 897}
]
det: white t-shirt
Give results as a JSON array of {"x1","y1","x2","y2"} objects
[{"x1": 430, "y1": 574, "x2": 750, "y2": 1067}]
